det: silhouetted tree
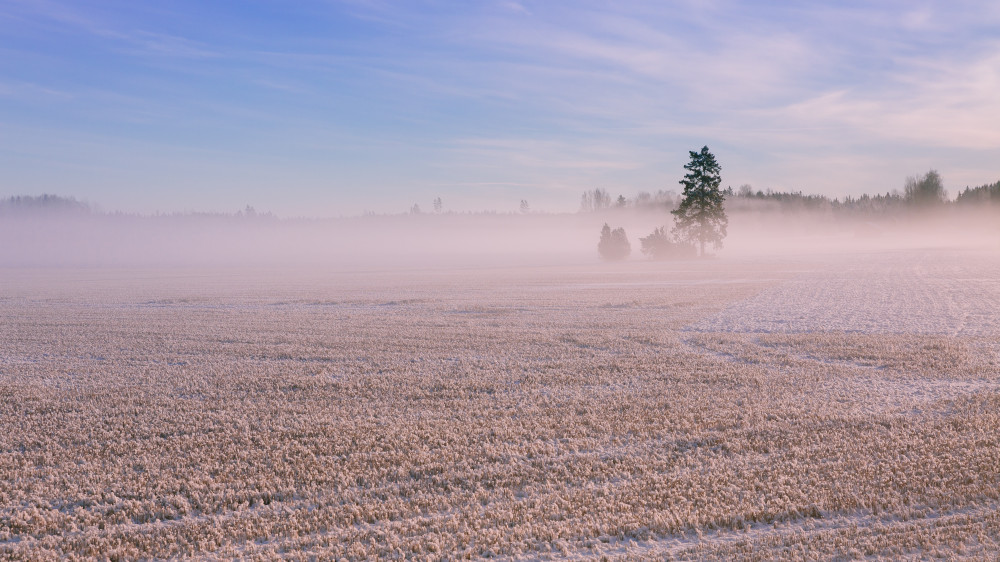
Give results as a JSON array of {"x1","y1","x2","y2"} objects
[
  {"x1": 616, "y1": 194, "x2": 627, "y2": 207},
  {"x1": 0, "y1": 194, "x2": 90, "y2": 216},
  {"x1": 410, "y1": 203, "x2": 421, "y2": 214},
  {"x1": 672, "y1": 146, "x2": 728, "y2": 257},
  {"x1": 955, "y1": 180, "x2": 1000, "y2": 206},
  {"x1": 639, "y1": 226, "x2": 696, "y2": 259},
  {"x1": 729, "y1": 184, "x2": 835, "y2": 213},
  {"x1": 597, "y1": 223, "x2": 630, "y2": 261},
  {"x1": 520, "y1": 199, "x2": 530, "y2": 213},
  {"x1": 580, "y1": 188, "x2": 612, "y2": 212},
  {"x1": 433, "y1": 197, "x2": 443, "y2": 213},
  {"x1": 634, "y1": 190, "x2": 677, "y2": 210},
  {"x1": 904, "y1": 170, "x2": 946, "y2": 207}
]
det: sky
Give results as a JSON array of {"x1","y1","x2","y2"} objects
[{"x1": 1, "y1": 0, "x2": 999, "y2": 216}]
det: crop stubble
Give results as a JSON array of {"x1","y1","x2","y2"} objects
[{"x1": 1, "y1": 251, "x2": 999, "y2": 559}]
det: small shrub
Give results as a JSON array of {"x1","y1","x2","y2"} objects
[
  {"x1": 597, "y1": 223, "x2": 630, "y2": 261},
  {"x1": 639, "y1": 226, "x2": 696, "y2": 259}
]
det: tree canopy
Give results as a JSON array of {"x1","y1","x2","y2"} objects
[
  {"x1": 955, "y1": 180, "x2": 1000, "y2": 205},
  {"x1": 671, "y1": 146, "x2": 728, "y2": 257},
  {"x1": 904, "y1": 170, "x2": 946, "y2": 207},
  {"x1": 639, "y1": 226, "x2": 695, "y2": 260},
  {"x1": 597, "y1": 223, "x2": 630, "y2": 261}
]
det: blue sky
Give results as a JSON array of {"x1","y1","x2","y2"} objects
[{"x1": 1, "y1": 1, "x2": 998, "y2": 216}]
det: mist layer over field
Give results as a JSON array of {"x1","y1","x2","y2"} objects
[
  {"x1": 2, "y1": 205, "x2": 998, "y2": 268},
  {"x1": 2, "y1": 208, "x2": 1000, "y2": 558}
]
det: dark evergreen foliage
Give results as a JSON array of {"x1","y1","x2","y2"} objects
[
  {"x1": 731, "y1": 185, "x2": 907, "y2": 215},
  {"x1": 955, "y1": 181, "x2": 1000, "y2": 205},
  {"x1": 671, "y1": 146, "x2": 728, "y2": 257}
]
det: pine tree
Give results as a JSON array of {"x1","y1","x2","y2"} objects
[{"x1": 671, "y1": 146, "x2": 728, "y2": 257}]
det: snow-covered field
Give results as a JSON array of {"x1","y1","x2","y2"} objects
[{"x1": 2, "y1": 250, "x2": 999, "y2": 559}]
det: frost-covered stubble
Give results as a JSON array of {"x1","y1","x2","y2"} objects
[{"x1": 1, "y1": 255, "x2": 999, "y2": 559}]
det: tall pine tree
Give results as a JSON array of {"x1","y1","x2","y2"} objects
[{"x1": 671, "y1": 146, "x2": 728, "y2": 257}]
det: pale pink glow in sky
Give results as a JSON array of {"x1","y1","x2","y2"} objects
[{"x1": 1, "y1": 1, "x2": 998, "y2": 216}]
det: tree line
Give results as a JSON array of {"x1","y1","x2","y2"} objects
[
  {"x1": 596, "y1": 149, "x2": 1000, "y2": 261},
  {"x1": 600, "y1": 146, "x2": 725, "y2": 261},
  {"x1": 0, "y1": 194, "x2": 90, "y2": 216}
]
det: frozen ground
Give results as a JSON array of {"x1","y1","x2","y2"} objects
[
  {"x1": 1, "y1": 249, "x2": 999, "y2": 559},
  {"x1": 689, "y1": 249, "x2": 1000, "y2": 336}
]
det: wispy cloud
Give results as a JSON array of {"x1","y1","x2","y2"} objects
[
  {"x1": 1, "y1": 0, "x2": 223, "y2": 58},
  {"x1": 773, "y1": 44, "x2": 1000, "y2": 150},
  {"x1": 452, "y1": 137, "x2": 646, "y2": 172},
  {"x1": 0, "y1": 80, "x2": 75, "y2": 100},
  {"x1": 3, "y1": 0, "x2": 999, "y2": 213}
]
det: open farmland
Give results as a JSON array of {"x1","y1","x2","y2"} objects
[{"x1": 2, "y1": 249, "x2": 1000, "y2": 559}]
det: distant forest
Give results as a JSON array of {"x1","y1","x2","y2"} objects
[
  {"x1": 580, "y1": 175, "x2": 1000, "y2": 216},
  {"x1": 954, "y1": 180, "x2": 1000, "y2": 205},
  {"x1": 3, "y1": 177, "x2": 1000, "y2": 220},
  {"x1": 0, "y1": 196, "x2": 275, "y2": 220},
  {"x1": 0, "y1": 194, "x2": 91, "y2": 215}
]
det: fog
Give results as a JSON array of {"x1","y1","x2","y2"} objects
[
  {"x1": 4, "y1": 199, "x2": 1000, "y2": 559},
  {"x1": 1, "y1": 203, "x2": 998, "y2": 270}
]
